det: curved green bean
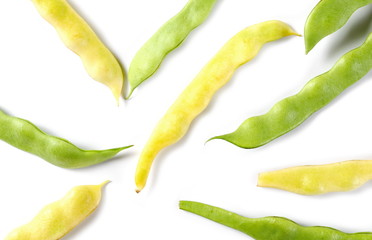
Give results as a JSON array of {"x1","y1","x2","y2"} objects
[
  {"x1": 305, "y1": 0, "x2": 372, "y2": 53},
  {"x1": 210, "y1": 31, "x2": 372, "y2": 149},
  {"x1": 127, "y1": 0, "x2": 217, "y2": 98},
  {"x1": 0, "y1": 110, "x2": 132, "y2": 168},
  {"x1": 180, "y1": 201, "x2": 372, "y2": 239}
]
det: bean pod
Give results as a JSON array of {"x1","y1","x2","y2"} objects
[
  {"x1": 0, "y1": 110, "x2": 132, "y2": 168},
  {"x1": 127, "y1": 0, "x2": 217, "y2": 97},
  {"x1": 210, "y1": 31, "x2": 372, "y2": 149},
  {"x1": 135, "y1": 21, "x2": 299, "y2": 192},
  {"x1": 180, "y1": 201, "x2": 372, "y2": 240},
  {"x1": 31, "y1": 0, "x2": 124, "y2": 102},
  {"x1": 5, "y1": 181, "x2": 109, "y2": 240},
  {"x1": 259, "y1": 160, "x2": 372, "y2": 195},
  {"x1": 305, "y1": 0, "x2": 372, "y2": 53}
]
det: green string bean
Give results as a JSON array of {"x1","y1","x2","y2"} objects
[
  {"x1": 305, "y1": 0, "x2": 372, "y2": 53},
  {"x1": 0, "y1": 110, "x2": 132, "y2": 168},
  {"x1": 210, "y1": 31, "x2": 372, "y2": 149},
  {"x1": 127, "y1": 0, "x2": 217, "y2": 97},
  {"x1": 180, "y1": 201, "x2": 372, "y2": 239}
]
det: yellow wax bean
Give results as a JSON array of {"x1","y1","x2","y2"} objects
[
  {"x1": 31, "y1": 0, "x2": 124, "y2": 102},
  {"x1": 135, "y1": 21, "x2": 299, "y2": 192},
  {"x1": 5, "y1": 181, "x2": 109, "y2": 240},
  {"x1": 258, "y1": 160, "x2": 372, "y2": 195}
]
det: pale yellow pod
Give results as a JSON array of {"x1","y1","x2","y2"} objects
[
  {"x1": 5, "y1": 181, "x2": 109, "y2": 240},
  {"x1": 135, "y1": 21, "x2": 299, "y2": 192},
  {"x1": 31, "y1": 0, "x2": 124, "y2": 102},
  {"x1": 258, "y1": 160, "x2": 372, "y2": 195}
]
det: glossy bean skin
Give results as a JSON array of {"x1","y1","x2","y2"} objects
[
  {"x1": 305, "y1": 0, "x2": 372, "y2": 53},
  {"x1": 180, "y1": 201, "x2": 372, "y2": 240},
  {"x1": 211, "y1": 32, "x2": 372, "y2": 149},
  {"x1": 259, "y1": 160, "x2": 372, "y2": 195},
  {"x1": 5, "y1": 181, "x2": 109, "y2": 240},
  {"x1": 127, "y1": 0, "x2": 217, "y2": 97},
  {"x1": 0, "y1": 110, "x2": 132, "y2": 168},
  {"x1": 135, "y1": 21, "x2": 299, "y2": 192},
  {"x1": 31, "y1": 0, "x2": 124, "y2": 102}
]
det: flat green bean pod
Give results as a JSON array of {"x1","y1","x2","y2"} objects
[
  {"x1": 0, "y1": 110, "x2": 132, "y2": 168},
  {"x1": 210, "y1": 31, "x2": 372, "y2": 149},
  {"x1": 127, "y1": 0, "x2": 217, "y2": 97},
  {"x1": 180, "y1": 201, "x2": 372, "y2": 239},
  {"x1": 305, "y1": 0, "x2": 372, "y2": 53}
]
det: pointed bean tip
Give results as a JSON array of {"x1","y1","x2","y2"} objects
[
  {"x1": 112, "y1": 90, "x2": 122, "y2": 105},
  {"x1": 135, "y1": 182, "x2": 143, "y2": 193},
  {"x1": 126, "y1": 81, "x2": 138, "y2": 100},
  {"x1": 99, "y1": 180, "x2": 111, "y2": 188},
  {"x1": 286, "y1": 26, "x2": 301, "y2": 38},
  {"x1": 206, "y1": 136, "x2": 221, "y2": 143},
  {"x1": 206, "y1": 134, "x2": 230, "y2": 144},
  {"x1": 118, "y1": 145, "x2": 134, "y2": 151},
  {"x1": 125, "y1": 89, "x2": 134, "y2": 100},
  {"x1": 304, "y1": 41, "x2": 314, "y2": 54}
]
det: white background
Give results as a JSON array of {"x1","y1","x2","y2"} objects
[{"x1": 0, "y1": 0, "x2": 372, "y2": 239}]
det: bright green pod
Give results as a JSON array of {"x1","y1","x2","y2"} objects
[
  {"x1": 210, "y1": 31, "x2": 372, "y2": 149},
  {"x1": 180, "y1": 201, "x2": 372, "y2": 240},
  {"x1": 305, "y1": 0, "x2": 372, "y2": 53},
  {"x1": 0, "y1": 110, "x2": 132, "y2": 168},
  {"x1": 127, "y1": 0, "x2": 217, "y2": 98}
]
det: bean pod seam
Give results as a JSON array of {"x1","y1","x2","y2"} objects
[
  {"x1": 127, "y1": 0, "x2": 217, "y2": 97},
  {"x1": 180, "y1": 201, "x2": 372, "y2": 240},
  {"x1": 305, "y1": 0, "x2": 372, "y2": 53},
  {"x1": 0, "y1": 110, "x2": 132, "y2": 168},
  {"x1": 210, "y1": 31, "x2": 372, "y2": 149}
]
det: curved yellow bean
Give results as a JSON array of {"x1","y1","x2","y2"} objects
[
  {"x1": 135, "y1": 21, "x2": 299, "y2": 192},
  {"x1": 258, "y1": 160, "x2": 372, "y2": 195},
  {"x1": 31, "y1": 0, "x2": 124, "y2": 102},
  {"x1": 5, "y1": 181, "x2": 109, "y2": 240}
]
